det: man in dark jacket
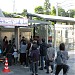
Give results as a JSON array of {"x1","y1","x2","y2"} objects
[
  {"x1": 30, "y1": 41, "x2": 40, "y2": 75},
  {"x1": 6, "y1": 40, "x2": 13, "y2": 66},
  {"x1": 39, "y1": 38, "x2": 47, "y2": 70}
]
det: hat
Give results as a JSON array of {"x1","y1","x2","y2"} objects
[{"x1": 14, "y1": 49, "x2": 17, "y2": 52}]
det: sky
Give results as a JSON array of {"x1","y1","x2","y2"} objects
[{"x1": 0, "y1": 0, "x2": 75, "y2": 13}]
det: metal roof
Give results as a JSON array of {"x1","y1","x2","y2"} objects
[
  {"x1": 27, "y1": 13, "x2": 75, "y2": 23},
  {"x1": 27, "y1": 13, "x2": 41, "y2": 18}
]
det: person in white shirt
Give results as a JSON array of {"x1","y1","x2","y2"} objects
[{"x1": 12, "y1": 47, "x2": 18, "y2": 65}]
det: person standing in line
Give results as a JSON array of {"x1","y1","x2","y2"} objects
[
  {"x1": 39, "y1": 38, "x2": 47, "y2": 70},
  {"x1": 20, "y1": 36, "x2": 25, "y2": 44},
  {"x1": 2, "y1": 36, "x2": 8, "y2": 56},
  {"x1": 6, "y1": 40, "x2": 13, "y2": 66},
  {"x1": 46, "y1": 44, "x2": 55, "y2": 74},
  {"x1": 30, "y1": 41, "x2": 40, "y2": 75},
  {"x1": 55, "y1": 43, "x2": 69, "y2": 75},
  {"x1": 26, "y1": 40, "x2": 33, "y2": 67},
  {"x1": 12, "y1": 45, "x2": 18, "y2": 65},
  {"x1": 20, "y1": 40, "x2": 27, "y2": 66}
]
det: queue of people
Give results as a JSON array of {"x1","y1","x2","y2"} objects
[{"x1": 0, "y1": 36, "x2": 69, "y2": 75}]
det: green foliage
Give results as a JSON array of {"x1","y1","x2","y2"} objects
[
  {"x1": 51, "y1": 6, "x2": 56, "y2": 16},
  {"x1": 34, "y1": 6, "x2": 44, "y2": 14},
  {"x1": 34, "y1": 0, "x2": 51, "y2": 15},
  {"x1": 44, "y1": 0, "x2": 51, "y2": 15},
  {"x1": 67, "y1": 9, "x2": 75, "y2": 18},
  {"x1": 3, "y1": 12, "x2": 13, "y2": 17},
  {"x1": 21, "y1": 9, "x2": 27, "y2": 17},
  {"x1": 13, "y1": 16, "x2": 22, "y2": 18},
  {"x1": 34, "y1": 6, "x2": 44, "y2": 20},
  {"x1": 58, "y1": 7, "x2": 65, "y2": 16}
]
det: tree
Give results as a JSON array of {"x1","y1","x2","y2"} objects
[
  {"x1": 67, "y1": 9, "x2": 75, "y2": 18},
  {"x1": 3, "y1": 11, "x2": 14, "y2": 17},
  {"x1": 58, "y1": 7, "x2": 66, "y2": 16},
  {"x1": 34, "y1": 6, "x2": 44, "y2": 20},
  {"x1": 44, "y1": 0, "x2": 51, "y2": 15},
  {"x1": 3, "y1": 11, "x2": 22, "y2": 18},
  {"x1": 34, "y1": 6, "x2": 44, "y2": 14},
  {"x1": 51, "y1": 6, "x2": 56, "y2": 16},
  {"x1": 34, "y1": 6, "x2": 44, "y2": 37},
  {"x1": 21, "y1": 9, "x2": 27, "y2": 17}
]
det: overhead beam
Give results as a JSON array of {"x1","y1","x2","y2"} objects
[{"x1": 28, "y1": 19, "x2": 50, "y2": 25}]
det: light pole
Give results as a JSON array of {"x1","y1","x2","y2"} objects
[
  {"x1": 56, "y1": 2, "x2": 58, "y2": 16},
  {"x1": 13, "y1": 0, "x2": 15, "y2": 13}
]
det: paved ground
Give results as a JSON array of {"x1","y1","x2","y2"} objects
[{"x1": 0, "y1": 50, "x2": 75, "y2": 75}]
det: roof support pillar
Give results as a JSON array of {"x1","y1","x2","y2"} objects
[
  {"x1": 45, "y1": 25, "x2": 48, "y2": 44},
  {"x1": 73, "y1": 24, "x2": 75, "y2": 50},
  {"x1": 33, "y1": 24, "x2": 35, "y2": 38},
  {"x1": 15, "y1": 26, "x2": 20, "y2": 50}
]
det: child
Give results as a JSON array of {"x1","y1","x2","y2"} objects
[{"x1": 12, "y1": 46, "x2": 18, "y2": 65}]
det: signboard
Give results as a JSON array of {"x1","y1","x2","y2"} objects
[
  {"x1": 55, "y1": 24, "x2": 73, "y2": 30},
  {"x1": 0, "y1": 17, "x2": 28, "y2": 26}
]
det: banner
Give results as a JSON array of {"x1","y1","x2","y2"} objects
[{"x1": 0, "y1": 17, "x2": 28, "y2": 26}]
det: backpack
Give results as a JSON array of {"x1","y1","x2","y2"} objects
[
  {"x1": 55, "y1": 52, "x2": 64, "y2": 64},
  {"x1": 31, "y1": 50, "x2": 39, "y2": 62},
  {"x1": 40, "y1": 43, "x2": 47, "y2": 56},
  {"x1": 47, "y1": 47, "x2": 55, "y2": 61}
]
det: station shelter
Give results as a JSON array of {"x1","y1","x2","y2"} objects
[
  {"x1": 0, "y1": 10, "x2": 50, "y2": 50},
  {"x1": 0, "y1": 9, "x2": 75, "y2": 51},
  {"x1": 27, "y1": 13, "x2": 75, "y2": 51}
]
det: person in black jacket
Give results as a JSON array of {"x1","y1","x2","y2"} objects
[
  {"x1": 6, "y1": 40, "x2": 13, "y2": 66},
  {"x1": 39, "y1": 38, "x2": 47, "y2": 70}
]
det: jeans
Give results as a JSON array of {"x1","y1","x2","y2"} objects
[
  {"x1": 40, "y1": 56, "x2": 45, "y2": 69},
  {"x1": 31, "y1": 61, "x2": 38, "y2": 74},
  {"x1": 46, "y1": 60, "x2": 54, "y2": 72},
  {"x1": 14, "y1": 57, "x2": 18, "y2": 64}
]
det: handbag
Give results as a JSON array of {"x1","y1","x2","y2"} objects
[{"x1": 55, "y1": 53, "x2": 63, "y2": 64}]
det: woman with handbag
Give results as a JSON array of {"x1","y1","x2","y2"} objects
[{"x1": 55, "y1": 43, "x2": 69, "y2": 75}]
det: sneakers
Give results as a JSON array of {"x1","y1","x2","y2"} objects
[
  {"x1": 46, "y1": 72, "x2": 49, "y2": 74},
  {"x1": 51, "y1": 71, "x2": 53, "y2": 73},
  {"x1": 35, "y1": 74, "x2": 38, "y2": 75},
  {"x1": 39, "y1": 68, "x2": 43, "y2": 70},
  {"x1": 44, "y1": 66, "x2": 46, "y2": 69},
  {"x1": 32, "y1": 73, "x2": 38, "y2": 75}
]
